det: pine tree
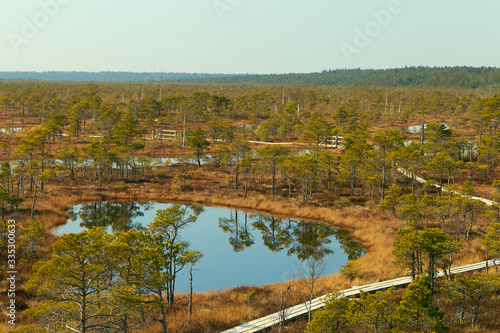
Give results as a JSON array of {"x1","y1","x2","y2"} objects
[
  {"x1": 392, "y1": 276, "x2": 448, "y2": 333},
  {"x1": 186, "y1": 127, "x2": 210, "y2": 166}
]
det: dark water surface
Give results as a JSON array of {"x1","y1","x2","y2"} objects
[{"x1": 54, "y1": 202, "x2": 364, "y2": 292}]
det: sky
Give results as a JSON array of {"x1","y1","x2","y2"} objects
[{"x1": 0, "y1": 0, "x2": 499, "y2": 74}]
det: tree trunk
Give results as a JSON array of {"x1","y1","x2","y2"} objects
[
  {"x1": 244, "y1": 173, "x2": 248, "y2": 198},
  {"x1": 428, "y1": 256, "x2": 435, "y2": 293},
  {"x1": 41, "y1": 159, "x2": 44, "y2": 191},
  {"x1": 381, "y1": 166, "x2": 386, "y2": 200},
  {"x1": 472, "y1": 298, "x2": 482, "y2": 327},
  {"x1": 31, "y1": 184, "x2": 37, "y2": 218},
  {"x1": 308, "y1": 282, "x2": 314, "y2": 323},
  {"x1": 189, "y1": 269, "x2": 194, "y2": 316},
  {"x1": 350, "y1": 174, "x2": 355, "y2": 196},
  {"x1": 439, "y1": 172, "x2": 443, "y2": 196},
  {"x1": 459, "y1": 299, "x2": 465, "y2": 325},
  {"x1": 421, "y1": 121, "x2": 425, "y2": 149},
  {"x1": 122, "y1": 314, "x2": 129, "y2": 333},
  {"x1": 466, "y1": 213, "x2": 473, "y2": 241},
  {"x1": 159, "y1": 298, "x2": 168, "y2": 333},
  {"x1": 71, "y1": 160, "x2": 75, "y2": 180},
  {"x1": 486, "y1": 249, "x2": 489, "y2": 273},
  {"x1": 182, "y1": 114, "x2": 186, "y2": 149},
  {"x1": 99, "y1": 168, "x2": 103, "y2": 188},
  {"x1": 234, "y1": 165, "x2": 239, "y2": 190},
  {"x1": 271, "y1": 163, "x2": 276, "y2": 195},
  {"x1": 81, "y1": 293, "x2": 87, "y2": 333},
  {"x1": 470, "y1": 141, "x2": 473, "y2": 162}
]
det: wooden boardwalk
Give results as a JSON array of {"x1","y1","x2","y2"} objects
[
  {"x1": 398, "y1": 168, "x2": 496, "y2": 206},
  {"x1": 222, "y1": 169, "x2": 500, "y2": 332},
  {"x1": 206, "y1": 137, "x2": 344, "y2": 149},
  {"x1": 221, "y1": 259, "x2": 499, "y2": 333}
]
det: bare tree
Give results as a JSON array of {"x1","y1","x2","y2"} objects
[
  {"x1": 297, "y1": 247, "x2": 327, "y2": 323},
  {"x1": 187, "y1": 250, "x2": 203, "y2": 316},
  {"x1": 276, "y1": 282, "x2": 293, "y2": 333}
]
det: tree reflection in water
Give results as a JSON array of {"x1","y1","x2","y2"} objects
[
  {"x1": 331, "y1": 229, "x2": 365, "y2": 260},
  {"x1": 69, "y1": 202, "x2": 205, "y2": 234},
  {"x1": 218, "y1": 210, "x2": 255, "y2": 252},
  {"x1": 252, "y1": 214, "x2": 292, "y2": 252},
  {"x1": 68, "y1": 202, "x2": 363, "y2": 262},
  {"x1": 220, "y1": 209, "x2": 364, "y2": 261},
  {"x1": 63, "y1": 202, "x2": 364, "y2": 291},
  {"x1": 68, "y1": 202, "x2": 147, "y2": 232}
]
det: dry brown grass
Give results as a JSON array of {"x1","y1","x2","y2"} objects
[
  {"x1": 3, "y1": 163, "x2": 498, "y2": 332},
  {"x1": 3, "y1": 174, "x2": 404, "y2": 332}
]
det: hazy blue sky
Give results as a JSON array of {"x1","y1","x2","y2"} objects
[{"x1": 0, "y1": 0, "x2": 498, "y2": 74}]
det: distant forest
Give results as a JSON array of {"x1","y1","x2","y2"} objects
[
  {"x1": 183, "y1": 67, "x2": 500, "y2": 89},
  {"x1": 0, "y1": 71, "x2": 232, "y2": 82},
  {"x1": 1, "y1": 67, "x2": 500, "y2": 89}
]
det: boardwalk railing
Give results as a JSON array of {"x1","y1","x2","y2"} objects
[
  {"x1": 221, "y1": 259, "x2": 499, "y2": 333},
  {"x1": 148, "y1": 129, "x2": 182, "y2": 141},
  {"x1": 398, "y1": 168, "x2": 497, "y2": 206},
  {"x1": 321, "y1": 135, "x2": 344, "y2": 149},
  {"x1": 207, "y1": 138, "x2": 344, "y2": 149}
]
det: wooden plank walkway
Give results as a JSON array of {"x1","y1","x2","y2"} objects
[
  {"x1": 223, "y1": 169, "x2": 499, "y2": 332},
  {"x1": 207, "y1": 139, "x2": 342, "y2": 149},
  {"x1": 398, "y1": 168, "x2": 496, "y2": 206},
  {"x1": 221, "y1": 259, "x2": 499, "y2": 333}
]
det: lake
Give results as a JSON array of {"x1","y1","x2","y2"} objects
[{"x1": 53, "y1": 202, "x2": 364, "y2": 293}]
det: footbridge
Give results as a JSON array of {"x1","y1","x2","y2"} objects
[{"x1": 221, "y1": 259, "x2": 499, "y2": 333}]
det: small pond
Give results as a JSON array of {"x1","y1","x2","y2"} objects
[
  {"x1": 236, "y1": 124, "x2": 261, "y2": 130},
  {"x1": 54, "y1": 202, "x2": 364, "y2": 293},
  {"x1": 0, "y1": 156, "x2": 211, "y2": 169},
  {"x1": 406, "y1": 123, "x2": 449, "y2": 134},
  {"x1": 153, "y1": 155, "x2": 212, "y2": 165},
  {"x1": 0, "y1": 127, "x2": 22, "y2": 134}
]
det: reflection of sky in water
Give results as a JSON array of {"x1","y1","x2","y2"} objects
[
  {"x1": 0, "y1": 156, "x2": 212, "y2": 169},
  {"x1": 54, "y1": 202, "x2": 363, "y2": 293},
  {"x1": 407, "y1": 123, "x2": 449, "y2": 134},
  {"x1": 236, "y1": 124, "x2": 261, "y2": 130},
  {"x1": 153, "y1": 155, "x2": 212, "y2": 165},
  {"x1": 404, "y1": 140, "x2": 420, "y2": 146},
  {"x1": 0, "y1": 127, "x2": 22, "y2": 134},
  {"x1": 407, "y1": 125, "x2": 422, "y2": 134}
]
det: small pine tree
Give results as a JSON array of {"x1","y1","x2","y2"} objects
[{"x1": 392, "y1": 276, "x2": 448, "y2": 333}]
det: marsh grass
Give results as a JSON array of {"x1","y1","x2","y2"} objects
[{"x1": 2, "y1": 165, "x2": 497, "y2": 332}]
